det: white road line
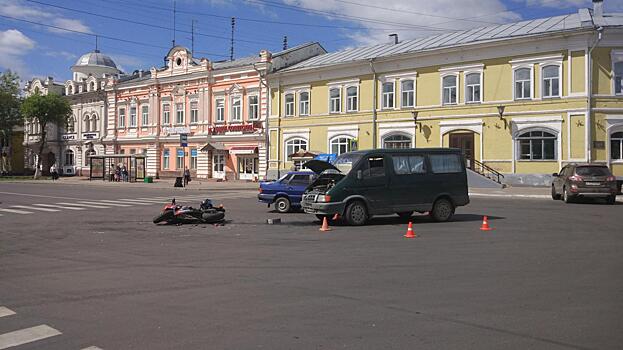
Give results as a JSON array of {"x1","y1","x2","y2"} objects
[
  {"x1": 99, "y1": 199, "x2": 148, "y2": 206},
  {"x1": 56, "y1": 202, "x2": 111, "y2": 209},
  {"x1": 0, "y1": 208, "x2": 33, "y2": 215},
  {"x1": 78, "y1": 201, "x2": 130, "y2": 207},
  {"x1": 33, "y1": 204, "x2": 85, "y2": 211},
  {"x1": 0, "y1": 307, "x2": 15, "y2": 318},
  {"x1": 120, "y1": 199, "x2": 165, "y2": 204},
  {"x1": 10, "y1": 205, "x2": 60, "y2": 212},
  {"x1": 0, "y1": 325, "x2": 62, "y2": 349},
  {"x1": 81, "y1": 347, "x2": 103, "y2": 350}
]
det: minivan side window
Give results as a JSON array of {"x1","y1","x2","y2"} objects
[
  {"x1": 392, "y1": 155, "x2": 426, "y2": 175},
  {"x1": 429, "y1": 154, "x2": 462, "y2": 173},
  {"x1": 362, "y1": 156, "x2": 385, "y2": 178}
]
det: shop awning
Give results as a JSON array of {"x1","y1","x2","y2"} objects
[
  {"x1": 288, "y1": 150, "x2": 317, "y2": 160},
  {"x1": 229, "y1": 146, "x2": 258, "y2": 155},
  {"x1": 200, "y1": 142, "x2": 226, "y2": 152}
]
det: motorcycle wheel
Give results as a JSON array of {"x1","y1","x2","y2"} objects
[
  {"x1": 153, "y1": 210, "x2": 174, "y2": 224},
  {"x1": 201, "y1": 211, "x2": 225, "y2": 223}
]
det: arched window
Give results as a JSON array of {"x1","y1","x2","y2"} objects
[
  {"x1": 84, "y1": 149, "x2": 96, "y2": 166},
  {"x1": 330, "y1": 136, "x2": 353, "y2": 155},
  {"x1": 64, "y1": 150, "x2": 74, "y2": 166},
  {"x1": 91, "y1": 115, "x2": 98, "y2": 132},
  {"x1": 514, "y1": 68, "x2": 532, "y2": 100},
  {"x1": 66, "y1": 117, "x2": 75, "y2": 133},
  {"x1": 383, "y1": 134, "x2": 412, "y2": 149},
  {"x1": 401, "y1": 79, "x2": 415, "y2": 108},
  {"x1": 285, "y1": 138, "x2": 307, "y2": 159},
  {"x1": 90, "y1": 81, "x2": 96, "y2": 91},
  {"x1": 83, "y1": 115, "x2": 91, "y2": 132},
  {"x1": 542, "y1": 65, "x2": 560, "y2": 98},
  {"x1": 611, "y1": 131, "x2": 623, "y2": 160},
  {"x1": 517, "y1": 130, "x2": 556, "y2": 160},
  {"x1": 298, "y1": 91, "x2": 309, "y2": 116},
  {"x1": 329, "y1": 88, "x2": 341, "y2": 113}
]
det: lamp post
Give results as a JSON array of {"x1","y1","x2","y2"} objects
[
  {"x1": 497, "y1": 105, "x2": 506, "y2": 129},
  {"x1": 411, "y1": 111, "x2": 418, "y2": 148}
]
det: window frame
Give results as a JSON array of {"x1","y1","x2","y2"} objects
[
  {"x1": 464, "y1": 71, "x2": 482, "y2": 104},
  {"x1": 248, "y1": 95, "x2": 259, "y2": 120},
  {"x1": 346, "y1": 85, "x2": 359, "y2": 112},
  {"x1": 381, "y1": 80, "x2": 395, "y2": 109},
  {"x1": 215, "y1": 98, "x2": 225, "y2": 123},
  {"x1": 162, "y1": 104, "x2": 170, "y2": 125},
  {"x1": 141, "y1": 105, "x2": 149, "y2": 126},
  {"x1": 541, "y1": 64, "x2": 562, "y2": 99},
  {"x1": 612, "y1": 50, "x2": 623, "y2": 96},
  {"x1": 298, "y1": 91, "x2": 310, "y2": 116},
  {"x1": 285, "y1": 93, "x2": 295, "y2": 117},
  {"x1": 190, "y1": 148, "x2": 198, "y2": 169},
  {"x1": 190, "y1": 100, "x2": 199, "y2": 124},
  {"x1": 382, "y1": 133, "x2": 412, "y2": 149},
  {"x1": 129, "y1": 106, "x2": 137, "y2": 127},
  {"x1": 284, "y1": 137, "x2": 308, "y2": 161},
  {"x1": 213, "y1": 154, "x2": 225, "y2": 172},
  {"x1": 64, "y1": 149, "x2": 74, "y2": 166},
  {"x1": 118, "y1": 107, "x2": 126, "y2": 128},
  {"x1": 175, "y1": 103, "x2": 185, "y2": 125},
  {"x1": 231, "y1": 96, "x2": 242, "y2": 122},
  {"x1": 163, "y1": 149, "x2": 170, "y2": 169},
  {"x1": 175, "y1": 148, "x2": 184, "y2": 169},
  {"x1": 329, "y1": 136, "x2": 353, "y2": 156},
  {"x1": 441, "y1": 73, "x2": 459, "y2": 105},
  {"x1": 610, "y1": 131, "x2": 623, "y2": 161},
  {"x1": 329, "y1": 87, "x2": 342, "y2": 114},
  {"x1": 513, "y1": 66, "x2": 533, "y2": 100},
  {"x1": 90, "y1": 114, "x2": 98, "y2": 132},
  {"x1": 516, "y1": 129, "x2": 558, "y2": 161},
  {"x1": 400, "y1": 79, "x2": 415, "y2": 108}
]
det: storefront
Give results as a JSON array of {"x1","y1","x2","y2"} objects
[{"x1": 201, "y1": 141, "x2": 260, "y2": 180}]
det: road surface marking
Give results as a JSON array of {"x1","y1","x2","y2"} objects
[
  {"x1": 99, "y1": 199, "x2": 148, "y2": 206},
  {"x1": 56, "y1": 202, "x2": 111, "y2": 209},
  {"x1": 0, "y1": 191, "x2": 84, "y2": 201},
  {"x1": 0, "y1": 208, "x2": 33, "y2": 215},
  {"x1": 78, "y1": 201, "x2": 130, "y2": 207},
  {"x1": 10, "y1": 205, "x2": 60, "y2": 212},
  {"x1": 120, "y1": 199, "x2": 165, "y2": 204},
  {"x1": 33, "y1": 204, "x2": 85, "y2": 211},
  {"x1": 0, "y1": 307, "x2": 15, "y2": 318},
  {"x1": 0, "y1": 325, "x2": 62, "y2": 349},
  {"x1": 81, "y1": 347, "x2": 103, "y2": 350}
]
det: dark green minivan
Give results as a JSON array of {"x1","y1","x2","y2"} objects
[{"x1": 301, "y1": 148, "x2": 469, "y2": 225}]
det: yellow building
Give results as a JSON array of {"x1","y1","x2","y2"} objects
[{"x1": 267, "y1": 3, "x2": 623, "y2": 185}]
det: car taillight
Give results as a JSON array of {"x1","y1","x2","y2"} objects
[
  {"x1": 259, "y1": 187, "x2": 263, "y2": 193},
  {"x1": 569, "y1": 175, "x2": 583, "y2": 182},
  {"x1": 606, "y1": 176, "x2": 616, "y2": 182}
]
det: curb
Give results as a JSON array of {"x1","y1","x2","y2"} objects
[{"x1": 469, "y1": 192, "x2": 623, "y2": 202}]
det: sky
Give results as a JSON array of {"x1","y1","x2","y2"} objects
[{"x1": 0, "y1": 0, "x2": 622, "y2": 82}]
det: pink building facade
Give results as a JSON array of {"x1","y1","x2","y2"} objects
[{"x1": 104, "y1": 43, "x2": 324, "y2": 180}]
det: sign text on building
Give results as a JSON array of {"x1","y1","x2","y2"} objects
[{"x1": 208, "y1": 122, "x2": 262, "y2": 135}]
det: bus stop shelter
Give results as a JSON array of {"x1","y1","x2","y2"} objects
[{"x1": 88, "y1": 154, "x2": 146, "y2": 182}]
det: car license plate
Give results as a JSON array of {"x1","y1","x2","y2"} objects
[{"x1": 585, "y1": 182, "x2": 601, "y2": 186}]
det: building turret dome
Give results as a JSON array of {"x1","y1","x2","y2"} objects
[{"x1": 74, "y1": 50, "x2": 117, "y2": 69}]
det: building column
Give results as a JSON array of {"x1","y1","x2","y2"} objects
[
  {"x1": 146, "y1": 143, "x2": 160, "y2": 177},
  {"x1": 197, "y1": 149, "x2": 210, "y2": 179}
]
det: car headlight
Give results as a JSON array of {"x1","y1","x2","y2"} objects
[{"x1": 316, "y1": 195, "x2": 331, "y2": 203}]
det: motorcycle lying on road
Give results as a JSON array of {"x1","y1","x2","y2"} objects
[{"x1": 153, "y1": 198, "x2": 226, "y2": 225}]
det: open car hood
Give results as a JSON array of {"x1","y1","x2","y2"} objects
[{"x1": 302, "y1": 160, "x2": 340, "y2": 174}]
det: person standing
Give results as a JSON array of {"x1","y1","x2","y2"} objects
[
  {"x1": 50, "y1": 162, "x2": 59, "y2": 180},
  {"x1": 183, "y1": 166, "x2": 191, "y2": 187}
]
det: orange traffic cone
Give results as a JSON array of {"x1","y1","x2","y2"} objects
[
  {"x1": 319, "y1": 216, "x2": 332, "y2": 232},
  {"x1": 480, "y1": 216, "x2": 493, "y2": 231},
  {"x1": 404, "y1": 221, "x2": 416, "y2": 238}
]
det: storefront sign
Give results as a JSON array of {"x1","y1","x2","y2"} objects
[
  {"x1": 163, "y1": 126, "x2": 191, "y2": 135},
  {"x1": 180, "y1": 133, "x2": 188, "y2": 147},
  {"x1": 208, "y1": 122, "x2": 261, "y2": 135},
  {"x1": 62, "y1": 134, "x2": 77, "y2": 140},
  {"x1": 176, "y1": 149, "x2": 185, "y2": 157},
  {"x1": 190, "y1": 149, "x2": 197, "y2": 157},
  {"x1": 82, "y1": 132, "x2": 99, "y2": 140}
]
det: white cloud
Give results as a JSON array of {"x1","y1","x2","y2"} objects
[
  {"x1": 44, "y1": 50, "x2": 78, "y2": 61},
  {"x1": 0, "y1": 29, "x2": 36, "y2": 77},
  {"x1": 524, "y1": 0, "x2": 590, "y2": 7},
  {"x1": 108, "y1": 54, "x2": 145, "y2": 73},
  {"x1": 0, "y1": 0, "x2": 92, "y2": 35},
  {"x1": 281, "y1": 0, "x2": 523, "y2": 46}
]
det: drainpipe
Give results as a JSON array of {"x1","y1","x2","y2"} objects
[
  {"x1": 253, "y1": 63, "x2": 271, "y2": 180},
  {"x1": 369, "y1": 59, "x2": 378, "y2": 149},
  {"x1": 276, "y1": 80, "x2": 282, "y2": 177},
  {"x1": 587, "y1": 26, "x2": 603, "y2": 163}
]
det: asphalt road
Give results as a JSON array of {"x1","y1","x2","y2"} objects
[{"x1": 0, "y1": 182, "x2": 622, "y2": 350}]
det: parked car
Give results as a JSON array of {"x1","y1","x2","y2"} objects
[
  {"x1": 301, "y1": 148, "x2": 470, "y2": 226},
  {"x1": 258, "y1": 171, "x2": 316, "y2": 213},
  {"x1": 551, "y1": 164, "x2": 618, "y2": 204}
]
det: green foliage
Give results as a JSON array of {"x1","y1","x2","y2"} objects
[
  {"x1": 21, "y1": 93, "x2": 72, "y2": 128},
  {"x1": 0, "y1": 70, "x2": 22, "y2": 138},
  {"x1": 0, "y1": 70, "x2": 20, "y2": 95}
]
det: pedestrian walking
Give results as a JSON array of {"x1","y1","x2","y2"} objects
[
  {"x1": 50, "y1": 163, "x2": 59, "y2": 180},
  {"x1": 121, "y1": 165, "x2": 128, "y2": 182},
  {"x1": 115, "y1": 165, "x2": 121, "y2": 182},
  {"x1": 183, "y1": 166, "x2": 191, "y2": 187}
]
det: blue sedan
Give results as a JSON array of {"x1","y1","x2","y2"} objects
[{"x1": 258, "y1": 171, "x2": 316, "y2": 213}]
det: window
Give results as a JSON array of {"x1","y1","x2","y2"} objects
[
  {"x1": 329, "y1": 88, "x2": 341, "y2": 113},
  {"x1": 163, "y1": 149, "x2": 170, "y2": 169},
  {"x1": 142, "y1": 106, "x2": 149, "y2": 126},
  {"x1": 299, "y1": 91, "x2": 309, "y2": 116},
  {"x1": 84, "y1": 150, "x2": 95, "y2": 166},
  {"x1": 517, "y1": 130, "x2": 556, "y2": 160},
  {"x1": 176, "y1": 148, "x2": 184, "y2": 169},
  {"x1": 383, "y1": 134, "x2": 412, "y2": 149},
  {"x1": 362, "y1": 156, "x2": 385, "y2": 178},
  {"x1": 176, "y1": 103, "x2": 184, "y2": 124},
  {"x1": 330, "y1": 137, "x2": 352, "y2": 155},
  {"x1": 130, "y1": 106, "x2": 137, "y2": 127},
  {"x1": 614, "y1": 62, "x2": 622, "y2": 95},
  {"x1": 465, "y1": 73, "x2": 481, "y2": 103},
  {"x1": 611, "y1": 132, "x2": 623, "y2": 160},
  {"x1": 514, "y1": 68, "x2": 532, "y2": 100},
  {"x1": 401, "y1": 80, "x2": 415, "y2": 108},
  {"x1": 83, "y1": 115, "x2": 90, "y2": 132},
  {"x1": 285, "y1": 93, "x2": 295, "y2": 117},
  {"x1": 289, "y1": 174, "x2": 312, "y2": 186},
  {"x1": 189, "y1": 101, "x2": 198, "y2": 123},
  {"x1": 542, "y1": 65, "x2": 560, "y2": 98},
  {"x1": 216, "y1": 99, "x2": 224, "y2": 122},
  {"x1": 346, "y1": 86, "x2": 358, "y2": 112},
  {"x1": 66, "y1": 117, "x2": 75, "y2": 133},
  {"x1": 90, "y1": 115, "x2": 98, "y2": 132},
  {"x1": 430, "y1": 154, "x2": 462, "y2": 173},
  {"x1": 213, "y1": 154, "x2": 224, "y2": 172},
  {"x1": 190, "y1": 149, "x2": 197, "y2": 169},
  {"x1": 118, "y1": 108, "x2": 126, "y2": 127},
  {"x1": 162, "y1": 104, "x2": 170, "y2": 124},
  {"x1": 231, "y1": 97, "x2": 242, "y2": 122},
  {"x1": 248, "y1": 95, "x2": 259, "y2": 120},
  {"x1": 129, "y1": 148, "x2": 136, "y2": 155},
  {"x1": 382, "y1": 82, "x2": 394, "y2": 109},
  {"x1": 285, "y1": 138, "x2": 307, "y2": 158},
  {"x1": 442, "y1": 75, "x2": 457, "y2": 105},
  {"x1": 64, "y1": 150, "x2": 74, "y2": 166},
  {"x1": 392, "y1": 155, "x2": 426, "y2": 175}
]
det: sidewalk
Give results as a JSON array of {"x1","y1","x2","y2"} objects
[{"x1": 470, "y1": 185, "x2": 622, "y2": 202}]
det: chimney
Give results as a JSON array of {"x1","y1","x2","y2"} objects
[
  {"x1": 389, "y1": 33, "x2": 398, "y2": 45},
  {"x1": 593, "y1": 0, "x2": 604, "y2": 17}
]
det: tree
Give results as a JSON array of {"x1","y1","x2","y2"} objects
[
  {"x1": 0, "y1": 70, "x2": 22, "y2": 174},
  {"x1": 21, "y1": 93, "x2": 72, "y2": 178}
]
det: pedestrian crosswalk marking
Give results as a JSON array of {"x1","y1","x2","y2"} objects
[
  {"x1": 10, "y1": 205, "x2": 60, "y2": 212},
  {"x1": 78, "y1": 201, "x2": 130, "y2": 207},
  {"x1": 81, "y1": 347, "x2": 103, "y2": 350},
  {"x1": 98, "y1": 199, "x2": 145, "y2": 206},
  {"x1": 0, "y1": 208, "x2": 33, "y2": 215},
  {"x1": 111, "y1": 199, "x2": 153, "y2": 205},
  {"x1": 0, "y1": 325, "x2": 62, "y2": 349},
  {"x1": 0, "y1": 307, "x2": 15, "y2": 318},
  {"x1": 33, "y1": 203, "x2": 85, "y2": 210},
  {"x1": 56, "y1": 202, "x2": 111, "y2": 209}
]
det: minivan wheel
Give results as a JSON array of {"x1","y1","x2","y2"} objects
[
  {"x1": 430, "y1": 198, "x2": 455, "y2": 222},
  {"x1": 274, "y1": 197, "x2": 291, "y2": 213},
  {"x1": 345, "y1": 201, "x2": 368, "y2": 226},
  {"x1": 563, "y1": 187, "x2": 574, "y2": 204},
  {"x1": 551, "y1": 185, "x2": 561, "y2": 200},
  {"x1": 607, "y1": 195, "x2": 616, "y2": 205}
]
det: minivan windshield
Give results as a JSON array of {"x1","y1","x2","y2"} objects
[
  {"x1": 333, "y1": 153, "x2": 363, "y2": 174},
  {"x1": 576, "y1": 166, "x2": 611, "y2": 177}
]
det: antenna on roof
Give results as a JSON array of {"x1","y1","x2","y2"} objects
[
  {"x1": 172, "y1": 0, "x2": 177, "y2": 47},
  {"x1": 283, "y1": 36, "x2": 288, "y2": 50},
  {"x1": 95, "y1": 35, "x2": 99, "y2": 53},
  {"x1": 230, "y1": 17, "x2": 235, "y2": 61}
]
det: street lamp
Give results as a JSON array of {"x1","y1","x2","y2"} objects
[
  {"x1": 497, "y1": 105, "x2": 507, "y2": 129},
  {"x1": 412, "y1": 111, "x2": 419, "y2": 148}
]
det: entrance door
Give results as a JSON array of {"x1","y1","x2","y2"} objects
[
  {"x1": 238, "y1": 156, "x2": 258, "y2": 180},
  {"x1": 449, "y1": 132, "x2": 475, "y2": 169}
]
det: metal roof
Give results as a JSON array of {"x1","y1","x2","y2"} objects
[
  {"x1": 74, "y1": 50, "x2": 117, "y2": 69},
  {"x1": 282, "y1": 10, "x2": 606, "y2": 72}
]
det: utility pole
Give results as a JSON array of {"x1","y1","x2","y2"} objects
[
  {"x1": 172, "y1": 0, "x2": 177, "y2": 47},
  {"x1": 283, "y1": 36, "x2": 288, "y2": 50},
  {"x1": 230, "y1": 17, "x2": 235, "y2": 61}
]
